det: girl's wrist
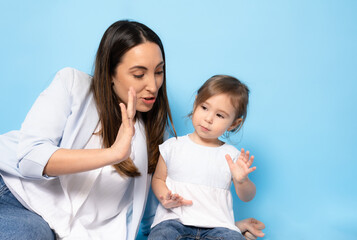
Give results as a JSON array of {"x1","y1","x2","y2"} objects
[{"x1": 236, "y1": 176, "x2": 249, "y2": 184}]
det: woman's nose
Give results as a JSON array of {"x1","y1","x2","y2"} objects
[{"x1": 146, "y1": 75, "x2": 158, "y2": 93}]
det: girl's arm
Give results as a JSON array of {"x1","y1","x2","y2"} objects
[
  {"x1": 226, "y1": 149, "x2": 256, "y2": 202},
  {"x1": 44, "y1": 88, "x2": 136, "y2": 176},
  {"x1": 152, "y1": 155, "x2": 192, "y2": 209}
]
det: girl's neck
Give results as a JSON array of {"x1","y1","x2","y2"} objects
[{"x1": 188, "y1": 132, "x2": 224, "y2": 147}]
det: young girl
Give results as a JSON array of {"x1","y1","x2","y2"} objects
[{"x1": 148, "y1": 75, "x2": 258, "y2": 240}]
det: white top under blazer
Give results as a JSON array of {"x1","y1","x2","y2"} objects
[
  {"x1": 151, "y1": 135, "x2": 241, "y2": 233},
  {"x1": 0, "y1": 68, "x2": 151, "y2": 239}
]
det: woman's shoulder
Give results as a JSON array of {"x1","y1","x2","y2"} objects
[
  {"x1": 56, "y1": 67, "x2": 92, "y2": 82},
  {"x1": 54, "y1": 67, "x2": 92, "y2": 93}
]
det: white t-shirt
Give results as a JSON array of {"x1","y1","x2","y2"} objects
[
  {"x1": 151, "y1": 135, "x2": 241, "y2": 232},
  {"x1": 4, "y1": 120, "x2": 146, "y2": 239}
]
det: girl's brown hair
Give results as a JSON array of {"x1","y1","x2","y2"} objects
[
  {"x1": 190, "y1": 75, "x2": 249, "y2": 133},
  {"x1": 91, "y1": 20, "x2": 176, "y2": 177}
]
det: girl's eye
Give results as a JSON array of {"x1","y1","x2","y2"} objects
[
  {"x1": 217, "y1": 114, "x2": 224, "y2": 119},
  {"x1": 201, "y1": 105, "x2": 207, "y2": 110},
  {"x1": 133, "y1": 74, "x2": 144, "y2": 79}
]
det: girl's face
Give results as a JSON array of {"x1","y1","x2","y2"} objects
[
  {"x1": 112, "y1": 42, "x2": 164, "y2": 113},
  {"x1": 191, "y1": 93, "x2": 241, "y2": 146}
]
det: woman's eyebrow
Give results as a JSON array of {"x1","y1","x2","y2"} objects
[
  {"x1": 129, "y1": 61, "x2": 164, "y2": 70},
  {"x1": 156, "y1": 61, "x2": 165, "y2": 68},
  {"x1": 129, "y1": 66, "x2": 147, "y2": 70}
]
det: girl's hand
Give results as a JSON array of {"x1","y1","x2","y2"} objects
[
  {"x1": 226, "y1": 148, "x2": 256, "y2": 184},
  {"x1": 159, "y1": 190, "x2": 193, "y2": 209},
  {"x1": 236, "y1": 218, "x2": 265, "y2": 239},
  {"x1": 110, "y1": 87, "x2": 136, "y2": 163}
]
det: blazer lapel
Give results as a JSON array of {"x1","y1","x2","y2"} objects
[
  {"x1": 60, "y1": 93, "x2": 101, "y2": 217},
  {"x1": 127, "y1": 121, "x2": 150, "y2": 240}
]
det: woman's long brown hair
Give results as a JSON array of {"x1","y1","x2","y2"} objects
[{"x1": 91, "y1": 20, "x2": 176, "y2": 177}]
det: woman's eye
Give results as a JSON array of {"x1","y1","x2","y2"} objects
[
  {"x1": 155, "y1": 70, "x2": 164, "y2": 75},
  {"x1": 133, "y1": 74, "x2": 144, "y2": 79}
]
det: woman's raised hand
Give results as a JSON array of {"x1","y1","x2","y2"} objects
[
  {"x1": 110, "y1": 87, "x2": 136, "y2": 163},
  {"x1": 225, "y1": 148, "x2": 256, "y2": 184},
  {"x1": 159, "y1": 190, "x2": 193, "y2": 209}
]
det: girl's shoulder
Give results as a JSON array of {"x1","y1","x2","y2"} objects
[
  {"x1": 220, "y1": 143, "x2": 240, "y2": 158},
  {"x1": 160, "y1": 135, "x2": 189, "y2": 149}
]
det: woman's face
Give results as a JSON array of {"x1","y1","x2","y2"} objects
[{"x1": 112, "y1": 42, "x2": 164, "y2": 113}]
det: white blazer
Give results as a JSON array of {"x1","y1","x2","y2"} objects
[{"x1": 0, "y1": 68, "x2": 151, "y2": 239}]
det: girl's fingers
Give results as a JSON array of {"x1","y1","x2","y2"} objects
[
  {"x1": 248, "y1": 166, "x2": 257, "y2": 174},
  {"x1": 245, "y1": 150, "x2": 250, "y2": 162},
  {"x1": 172, "y1": 194, "x2": 179, "y2": 201},
  {"x1": 225, "y1": 154, "x2": 234, "y2": 167},
  {"x1": 247, "y1": 155, "x2": 255, "y2": 167},
  {"x1": 243, "y1": 232, "x2": 257, "y2": 240},
  {"x1": 181, "y1": 199, "x2": 193, "y2": 206},
  {"x1": 240, "y1": 148, "x2": 245, "y2": 157},
  {"x1": 166, "y1": 191, "x2": 172, "y2": 200}
]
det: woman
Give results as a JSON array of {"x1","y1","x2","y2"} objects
[{"x1": 0, "y1": 20, "x2": 264, "y2": 239}]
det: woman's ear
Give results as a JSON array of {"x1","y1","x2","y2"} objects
[{"x1": 228, "y1": 118, "x2": 243, "y2": 131}]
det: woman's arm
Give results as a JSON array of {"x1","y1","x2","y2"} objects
[
  {"x1": 152, "y1": 155, "x2": 192, "y2": 208},
  {"x1": 44, "y1": 88, "x2": 136, "y2": 176},
  {"x1": 226, "y1": 149, "x2": 256, "y2": 202}
]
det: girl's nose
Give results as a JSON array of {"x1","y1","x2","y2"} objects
[{"x1": 204, "y1": 113, "x2": 213, "y2": 124}]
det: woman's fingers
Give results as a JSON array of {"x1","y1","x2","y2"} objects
[
  {"x1": 119, "y1": 103, "x2": 129, "y2": 127},
  {"x1": 127, "y1": 87, "x2": 136, "y2": 120}
]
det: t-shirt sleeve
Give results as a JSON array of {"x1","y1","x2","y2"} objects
[
  {"x1": 226, "y1": 145, "x2": 240, "y2": 163},
  {"x1": 158, "y1": 137, "x2": 176, "y2": 166}
]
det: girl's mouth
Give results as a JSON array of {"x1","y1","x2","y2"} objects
[{"x1": 200, "y1": 125, "x2": 209, "y2": 132}]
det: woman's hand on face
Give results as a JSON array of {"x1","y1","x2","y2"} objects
[
  {"x1": 159, "y1": 190, "x2": 193, "y2": 209},
  {"x1": 110, "y1": 87, "x2": 136, "y2": 163},
  {"x1": 226, "y1": 149, "x2": 256, "y2": 184}
]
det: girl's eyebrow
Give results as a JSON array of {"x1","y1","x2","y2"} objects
[
  {"x1": 219, "y1": 110, "x2": 230, "y2": 117},
  {"x1": 204, "y1": 101, "x2": 230, "y2": 116}
]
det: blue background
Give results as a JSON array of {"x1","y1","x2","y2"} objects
[{"x1": 1, "y1": 1, "x2": 356, "y2": 239}]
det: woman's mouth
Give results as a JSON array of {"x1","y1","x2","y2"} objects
[{"x1": 142, "y1": 97, "x2": 156, "y2": 105}]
